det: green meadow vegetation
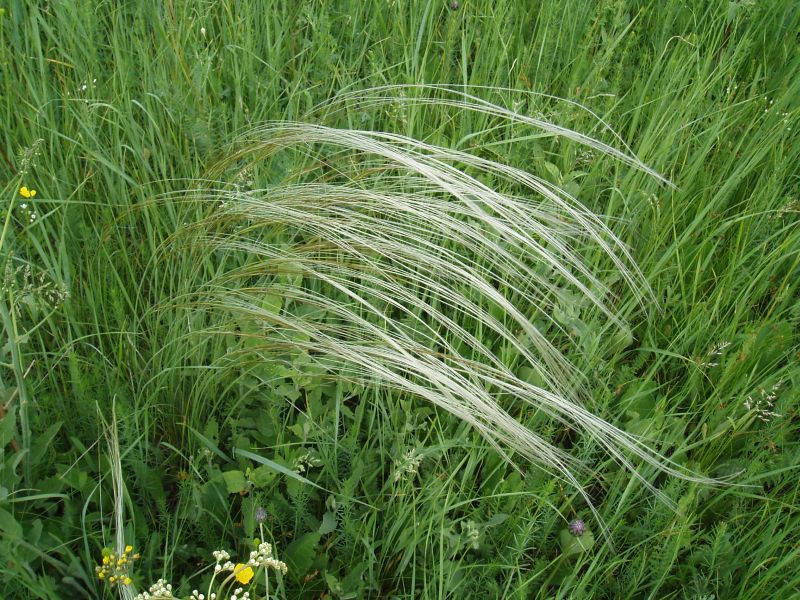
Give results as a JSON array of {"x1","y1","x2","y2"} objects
[{"x1": 1, "y1": 1, "x2": 798, "y2": 598}]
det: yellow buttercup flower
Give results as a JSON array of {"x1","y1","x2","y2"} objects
[
  {"x1": 19, "y1": 186, "x2": 37, "y2": 199},
  {"x1": 233, "y1": 563, "x2": 254, "y2": 584}
]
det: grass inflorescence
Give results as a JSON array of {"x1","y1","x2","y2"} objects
[{"x1": 1, "y1": 1, "x2": 798, "y2": 599}]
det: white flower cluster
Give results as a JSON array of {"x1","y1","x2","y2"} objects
[
  {"x1": 133, "y1": 578, "x2": 174, "y2": 600},
  {"x1": 190, "y1": 589, "x2": 216, "y2": 599},
  {"x1": 230, "y1": 588, "x2": 250, "y2": 600},
  {"x1": 17, "y1": 201, "x2": 37, "y2": 223},
  {"x1": 246, "y1": 541, "x2": 288, "y2": 574},
  {"x1": 79, "y1": 77, "x2": 97, "y2": 93},
  {"x1": 212, "y1": 549, "x2": 235, "y2": 573},
  {"x1": 65, "y1": 77, "x2": 97, "y2": 103}
]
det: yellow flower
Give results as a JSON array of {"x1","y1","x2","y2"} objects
[
  {"x1": 102, "y1": 556, "x2": 110, "y2": 565},
  {"x1": 123, "y1": 577, "x2": 133, "y2": 585},
  {"x1": 125, "y1": 545, "x2": 133, "y2": 553},
  {"x1": 19, "y1": 186, "x2": 36, "y2": 199},
  {"x1": 233, "y1": 563, "x2": 254, "y2": 584}
]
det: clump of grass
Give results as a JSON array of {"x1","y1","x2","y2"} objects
[
  {"x1": 2, "y1": 2, "x2": 798, "y2": 598},
  {"x1": 166, "y1": 88, "x2": 721, "y2": 537}
]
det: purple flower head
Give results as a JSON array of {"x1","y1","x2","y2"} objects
[
  {"x1": 568, "y1": 519, "x2": 586, "y2": 537},
  {"x1": 255, "y1": 506, "x2": 267, "y2": 524}
]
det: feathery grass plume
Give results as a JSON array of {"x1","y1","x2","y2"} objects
[
  {"x1": 313, "y1": 84, "x2": 674, "y2": 187},
  {"x1": 169, "y1": 88, "x2": 721, "y2": 539}
]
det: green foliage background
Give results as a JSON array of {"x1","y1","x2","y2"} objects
[{"x1": 0, "y1": 0, "x2": 798, "y2": 598}]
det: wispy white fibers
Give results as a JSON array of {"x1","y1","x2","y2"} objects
[
  {"x1": 313, "y1": 84, "x2": 674, "y2": 187},
  {"x1": 176, "y1": 89, "x2": 718, "y2": 540}
]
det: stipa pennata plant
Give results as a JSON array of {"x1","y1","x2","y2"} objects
[{"x1": 164, "y1": 86, "x2": 722, "y2": 538}]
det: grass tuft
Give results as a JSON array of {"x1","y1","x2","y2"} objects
[{"x1": 170, "y1": 95, "x2": 722, "y2": 538}]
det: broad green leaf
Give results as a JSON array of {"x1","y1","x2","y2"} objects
[
  {"x1": 249, "y1": 465, "x2": 276, "y2": 488},
  {"x1": 318, "y1": 510, "x2": 337, "y2": 535},
  {"x1": 222, "y1": 470, "x2": 248, "y2": 494},
  {"x1": 485, "y1": 513, "x2": 509, "y2": 528},
  {"x1": 284, "y1": 531, "x2": 321, "y2": 577},
  {"x1": 559, "y1": 528, "x2": 595, "y2": 556},
  {"x1": 0, "y1": 507, "x2": 22, "y2": 538},
  {"x1": 261, "y1": 294, "x2": 283, "y2": 314},
  {"x1": 0, "y1": 407, "x2": 16, "y2": 447},
  {"x1": 31, "y1": 422, "x2": 62, "y2": 467}
]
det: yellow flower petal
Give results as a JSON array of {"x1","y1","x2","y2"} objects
[
  {"x1": 125, "y1": 545, "x2": 133, "y2": 553},
  {"x1": 30, "y1": 189, "x2": 36, "y2": 197},
  {"x1": 234, "y1": 563, "x2": 254, "y2": 584},
  {"x1": 19, "y1": 187, "x2": 30, "y2": 198}
]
